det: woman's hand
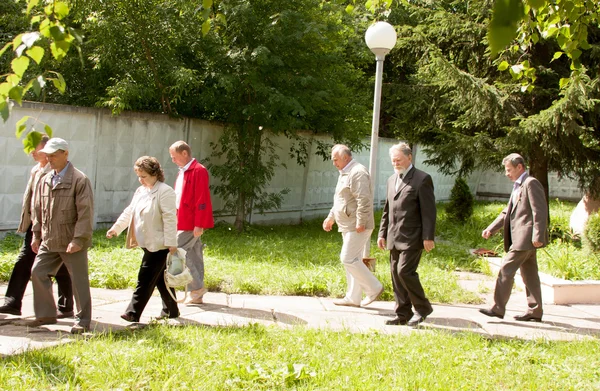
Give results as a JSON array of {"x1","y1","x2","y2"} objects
[{"x1": 168, "y1": 246, "x2": 178, "y2": 254}]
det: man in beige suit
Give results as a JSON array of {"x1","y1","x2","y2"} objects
[
  {"x1": 480, "y1": 153, "x2": 549, "y2": 322},
  {"x1": 323, "y1": 145, "x2": 383, "y2": 308}
]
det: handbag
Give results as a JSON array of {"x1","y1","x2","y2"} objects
[{"x1": 164, "y1": 248, "x2": 193, "y2": 303}]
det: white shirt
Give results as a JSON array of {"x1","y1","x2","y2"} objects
[{"x1": 175, "y1": 158, "x2": 195, "y2": 209}]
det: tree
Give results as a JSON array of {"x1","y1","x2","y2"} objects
[
  {"x1": 0, "y1": 0, "x2": 79, "y2": 151},
  {"x1": 378, "y1": 0, "x2": 600, "y2": 200},
  {"x1": 198, "y1": 0, "x2": 371, "y2": 231}
]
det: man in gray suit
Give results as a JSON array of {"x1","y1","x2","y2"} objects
[
  {"x1": 480, "y1": 153, "x2": 548, "y2": 322},
  {"x1": 378, "y1": 142, "x2": 436, "y2": 327},
  {"x1": 323, "y1": 144, "x2": 383, "y2": 308}
]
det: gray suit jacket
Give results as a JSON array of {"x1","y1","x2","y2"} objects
[
  {"x1": 486, "y1": 174, "x2": 549, "y2": 252},
  {"x1": 378, "y1": 166, "x2": 436, "y2": 250}
]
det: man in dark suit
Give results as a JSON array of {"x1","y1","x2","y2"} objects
[
  {"x1": 480, "y1": 153, "x2": 548, "y2": 322},
  {"x1": 377, "y1": 142, "x2": 436, "y2": 327}
]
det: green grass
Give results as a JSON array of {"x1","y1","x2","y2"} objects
[
  {"x1": 2, "y1": 200, "x2": 598, "y2": 306},
  {"x1": 1, "y1": 324, "x2": 599, "y2": 390}
]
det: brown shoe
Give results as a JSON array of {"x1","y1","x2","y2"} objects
[
  {"x1": 57, "y1": 310, "x2": 74, "y2": 319},
  {"x1": 24, "y1": 317, "x2": 57, "y2": 327},
  {"x1": 70, "y1": 323, "x2": 90, "y2": 334}
]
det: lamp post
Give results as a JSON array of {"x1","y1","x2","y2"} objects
[{"x1": 364, "y1": 21, "x2": 397, "y2": 258}]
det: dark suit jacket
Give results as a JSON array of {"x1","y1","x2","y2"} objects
[
  {"x1": 486, "y1": 174, "x2": 549, "y2": 252},
  {"x1": 378, "y1": 166, "x2": 436, "y2": 250}
]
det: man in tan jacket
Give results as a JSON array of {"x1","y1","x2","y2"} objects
[
  {"x1": 323, "y1": 144, "x2": 383, "y2": 307},
  {"x1": 29, "y1": 138, "x2": 94, "y2": 334},
  {"x1": 0, "y1": 135, "x2": 73, "y2": 317}
]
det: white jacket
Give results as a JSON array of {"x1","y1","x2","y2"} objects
[{"x1": 110, "y1": 181, "x2": 177, "y2": 252}]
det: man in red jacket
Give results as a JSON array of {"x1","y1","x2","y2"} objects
[{"x1": 169, "y1": 141, "x2": 214, "y2": 304}]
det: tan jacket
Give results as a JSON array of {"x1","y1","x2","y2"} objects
[
  {"x1": 32, "y1": 163, "x2": 94, "y2": 252},
  {"x1": 17, "y1": 163, "x2": 51, "y2": 233},
  {"x1": 109, "y1": 181, "x2": 177, "y2": 252},
  {"x1": 328, "y1": 160, "x2": 374, "y2": 232}
]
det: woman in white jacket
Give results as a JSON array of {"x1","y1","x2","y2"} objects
[{"x1": 107, "y1": 156, "x2": 179, "y2": 322}]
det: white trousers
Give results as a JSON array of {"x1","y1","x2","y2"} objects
[{"x1": 340, "y1": 230, "x2": 382, "y2": 304}]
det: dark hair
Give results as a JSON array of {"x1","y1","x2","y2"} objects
[
  {"x1": 134, "y1": 156, "x2": 164, "y2": 182},
  {"x1": 170, "y1": 140, "x2": 192, "y2": 156},
  {"x1": 39, "y1": 134, "x2": 50, "y2": 147}
]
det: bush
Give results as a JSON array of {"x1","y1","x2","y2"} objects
[
  {"x1": 583, "y1": 212, "x2": 600, "y2": 253},
  {"x1": 446, "y1": 177, "x2": 474, "y2": 223}
]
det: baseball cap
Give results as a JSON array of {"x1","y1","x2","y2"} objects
[{"x1": 39, "y1": 138, "x2": 69, "y2": 154}]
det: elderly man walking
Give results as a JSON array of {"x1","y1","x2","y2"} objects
[
  {"x1": 479, "y1": 153, "x2": 548, "y2": 322},
  {"x1": 323, "y1": 144, "x2": 383, "y2": 308},
  {"x1": 169, "y1": 141, "x2": 214, "y2": 304},
  {"x1": 0, "y1": 135, "x2": 73, "y2": 317},
  {"x1": 29, "y1": 138, "x2": 94, "y2": 334}
]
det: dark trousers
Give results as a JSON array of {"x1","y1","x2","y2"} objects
[
  {"x1": 3, "y1": 225, "x2": 73, "y2": 313},
  {"x1": 390, "y1": 248, "x2": 433, "y2": 319},
  {"x1": 124, "y1": 248, "x2": 179, "y2": 321}
]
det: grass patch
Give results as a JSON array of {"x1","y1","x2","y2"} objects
[
  {"x1": 2, "y1": 200, "x2": 597, "y2": 305},
  {"x1": 1, "y1": 324, "x2": 599, "y2": 390}
]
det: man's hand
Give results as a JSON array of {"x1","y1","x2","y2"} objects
[
  {"x1": 356, "y1": 224, "x2": 365, "y2": 233},
  {"x1": 532, "y1": 241, "x2": 543, "y2": 248},
  {"x1": 66, "y1": 242, "x2": 82, "y2": 254},
  {"x1": 106, "y1": 229, "x2": 117, "y2": 239},
  {"x1": 322, "y1": 217, "x2": 334, "y2": 232},
  {"x1": 31, "y1": 239, "x2": 41, "y2": 254},
  {"x1": 377, "y1": 237, "x2": 386, "y2": 250},
  {"x1": 193, "y1": 226, "x2": 204, "y2": 237},
  {"x1": 482, "y1": 229, "x2": 492, "y2": 239},
  {"x1": 423, "y1": 240, "x2": 435, "y2": 252}
]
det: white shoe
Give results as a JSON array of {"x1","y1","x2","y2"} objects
[
  {"x1": 333, "y1": 298, "x2": 360, "y2": 307},
  {"x1": 360, "y1": 286, "x2": 384, "y2": 307}
]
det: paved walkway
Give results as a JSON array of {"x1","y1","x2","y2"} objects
[{"x1": 1, "y1": 274, "x2": 600, "y2": 356}]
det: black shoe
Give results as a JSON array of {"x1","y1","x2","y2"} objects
[
  {"x1": 479, "y1": 308, "x2": 503, "y2": 319},
  {"x1": 120, "y1": 313, "x2": 139, "y2": 323},
  {"x1": 57, "y1": 310, "x2": 74, "y2": 319},
  {"x1": 385, "y1": 317, "x2": 408, "y2": 326},
  {"x1": 514, "y1": 313, "x2": 542, "y2": 322},
  {"x1": 0, "y1": 305, "x2": 21, "y2": 316},
  {"x1": 407, "y1": 313, "x2": 428, "y2": 327}
]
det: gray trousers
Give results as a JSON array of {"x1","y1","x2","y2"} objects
[
  {"x1": 177, "y1": 230, "x2": 204, "y2": 291},
  {"x1": 492, "y1": 248, "x2": 543, "y2": 317},
  {"x1": 31, "y1": 245, "x2": 92, "y2": 326}
]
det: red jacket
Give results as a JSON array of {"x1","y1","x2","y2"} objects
[{"x1": 175, "y1": 159, "x2": 214, "y2": 231}]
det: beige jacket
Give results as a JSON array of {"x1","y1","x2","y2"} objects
[
  {"x1": 17, "y1": 163, "x2": 51, "y2": 233},
  {"x1": 328, "y1": 160, "x2": 374, "y2": 232},
  {"x1": 109, "y1": 181, "x2": 177, "y2": 252},
  {"x1": 32, "y1": 163, "x2": 94, "y2": 251}
]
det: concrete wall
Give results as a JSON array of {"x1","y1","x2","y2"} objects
[{"x1": 0, "y1": 102, "x2": 583, "y2": 230}]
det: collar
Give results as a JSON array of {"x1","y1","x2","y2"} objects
[
  {"x1": 340, "y1": 159, "x2": 356, "y2": 174},
  {"x1": 53, "y1": 162, "x2": 71, "y2": 179},
  {"x1": 179, "y1": 158, "x2": 195, "y2": 172},
  {"x1": 515, "y1": 171, "x2": 528, "y2": 186}
]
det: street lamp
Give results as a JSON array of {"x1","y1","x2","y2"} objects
[{"x1": 364, "y1": 21, "x2": 396, "y2": 259}]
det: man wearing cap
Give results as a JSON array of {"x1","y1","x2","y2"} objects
[
  {"x1": 29, "y1": 138, "x2": 94, "y2": 334},
  {"x1": 0, "y1": 135, "x2": 73, "y2": 318}
]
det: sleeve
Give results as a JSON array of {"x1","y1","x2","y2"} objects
[
  {"x1": 527, "y1": 179, "x2": 549, "y2": 244},
  {"x1": 160, "y1": 185, "x2": 178, "y2": 247},
  {"x1": 419, "y1": 174, "x2": 437, "y2": 241},
  {"x1": 350, "y1": 169, "x2": 373, "y2": 227},
  {"x1": 109, "y1": 188, "x2": 138, "y2": 236},
  {"x1": 31, "y1": 176, "x2": 44, "y2": 243},
  {"x1": 71, "y1": 177, "x2": 94, "y2": 248},
  {"x1": 193, "y1": 166, "x2": 214, "y2": 229},
  {"x1": 378, "y1": 198, "x2": 390, "y2": 240}
]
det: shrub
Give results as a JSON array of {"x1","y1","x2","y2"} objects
[
  {"x1": 446, "y1": 177, "x2": 474, "y2": 223},
  {"x1": 583, "y1": 212, "x2": 600, "y2": 253}
]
